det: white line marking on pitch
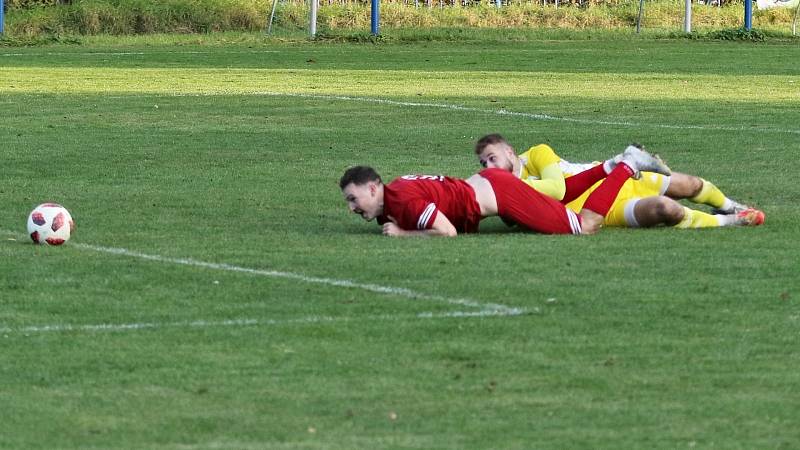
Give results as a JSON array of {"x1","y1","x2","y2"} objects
[
  {"x1": 2, "y1": 230, "x2": 526, "y2": 334},
  {"x1": 0, "y1": 318, "x2": 263, "y2": 334},
  {"x1": 0, "y1": 309, "x2": 531, "y2": 335},
  {"x1": 72, "y1": 242, "x2": 523, "y2": 315},
  {"x1": 247, "y1": 91, "x2": 800, "y2": 136}
]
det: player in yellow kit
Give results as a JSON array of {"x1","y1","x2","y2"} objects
[{"x1": 474, "y1": 134, "x2": 765, "y2": 228}]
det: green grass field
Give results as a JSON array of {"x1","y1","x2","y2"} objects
[{"x1": 1, "y1": 36, "x2": 799, "y2": 449}]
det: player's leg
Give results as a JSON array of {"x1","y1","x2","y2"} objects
[
  {"x1": 611, "y1": 172, "x2": 733, "y2": 228},
  {"x1": 622, "y1": 196, "x2": 764, "y2": 228},
  {"x1": 681, "y1": 206, "x2": 764, "y2": 227},
  {"x1": 563, "y1": 164, "x2": 607, "y2": 204},
  {"x1": 577, "y1": 163, "x2": 636, "y2": 234},
  {"x1": 578, "y1": 147, "x2": 672, "y2": 234},
  {"x1": 666, "y1": 172, "x2": 750, "y2": 214},
  {"x1": 624, "y1": 196, "x2": 764, "y2": 229},
  {"x1": 614, "y1": 196, "x2": 705, "y2": 228},
  {"x1": 478, "y1": 168, "x2": 578, "y2": 234},
  {"x1": 629, "y1": 196, "x2": 686, "y2": 227},
  {"x1": 663, "y1": 172, "x2": 702, "y2": 198},
  {"x1": 614, "y1": 196, "x2": 765, "y2": 228},
  {"x1": 674, "y1": 206, "x2": 723, "y2": 228},
  {"x1": 600, "y1": 173, "x2": 668, "y2": 227},
  {"x1": 563, "y1": 145, "x2": 670, "y2": 205}
]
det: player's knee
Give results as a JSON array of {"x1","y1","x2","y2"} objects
[
  {"x1": 654, "y1": 198, "x2": 684, "y2": 225},
  {"x1": 674, "y1": 174, "x2": 703, "y2": 198},
  {"x1": 668, "y1": 173, "x2": 703, "y2": 199},
  {"x1": 687, "y1": 176, "x2": 703, "y2": 197}
]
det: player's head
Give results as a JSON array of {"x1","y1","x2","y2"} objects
[
  {"x1": 340, "y1": 166, "x2": 384, "y2": 221},
  {"x1": 475, "y1": 134, "x2": 517, "y2": 173}
]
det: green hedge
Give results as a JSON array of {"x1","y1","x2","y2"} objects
[
  {"x1": 2, "y1": 0, "x2": 796, "y2": 36},
  {"x1": 6, "y1": 0, "x2": 269, "y2": 35},
  {"x1": 6, "y1": 0, "x2": 71, "y2": 8}
]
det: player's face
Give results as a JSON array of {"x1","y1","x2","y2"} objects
[
  {"x1": 478, "y1": 144, "x2": 515, "y2": 172},
  {"x1": 342, "y1": 182, "x2": 381, "y2": 221}
]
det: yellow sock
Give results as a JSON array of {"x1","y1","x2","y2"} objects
[
  {"x1": 675, "y1": 207, "x2": 722, "y2": 228},
  {"x1": 690, "y1": 179, "x2": 727, "y2": 209}
]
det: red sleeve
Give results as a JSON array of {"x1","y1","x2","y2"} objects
[{"x1": 387, "y1": 199, "x2": 439, "y2": 230}]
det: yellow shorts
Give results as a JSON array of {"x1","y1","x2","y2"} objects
[{"x1": 566, "y1": 171, "x2": 670, "y2": 227}]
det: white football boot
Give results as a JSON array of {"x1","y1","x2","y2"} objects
[
  {"x1": 712, "y1": 199, "x2": 752, "y2": 215},
  {"x1": 617, "y1": 144, "x2": 671, "y2": 179}
]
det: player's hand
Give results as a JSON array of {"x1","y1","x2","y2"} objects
[{"x1": 383, "y1": 216, "x2": 404, "y2": 237}]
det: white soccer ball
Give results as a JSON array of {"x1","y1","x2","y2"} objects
[{"x1": 27, "y1": 203, "x2": 75, "y2": 245}]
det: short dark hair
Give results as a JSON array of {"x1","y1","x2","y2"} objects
[
  {"x1": 475, "y1": 134, "x2": 510, "y2": 155},
  {"x1": 339, "y1": 166, "x2": 382, "y2": 190}
]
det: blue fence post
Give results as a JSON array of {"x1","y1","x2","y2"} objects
[
  {"x1": 1, "y1": 0, "x2": 5, "y2": 35},
  {"x1": 744, "y1": 0, "x2": 752, "y2": 30},
  {"x1": 371, "y1": 0, "x2": 379, "y2": 35}
]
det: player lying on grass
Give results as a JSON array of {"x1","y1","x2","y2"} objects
[
  {"x1": 340, "y1": 146, "x2": 670, "y2": 237},
  {"x1": 474, "y1": 134, "x2": 765, "y2": 228}
]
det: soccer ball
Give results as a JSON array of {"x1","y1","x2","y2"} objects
[{"x1": 27, "y1": 203, "x2": 75, "y2": 245}]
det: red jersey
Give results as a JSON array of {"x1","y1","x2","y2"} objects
[{"x1": 377, "y1": 175, "x2": 483, "y2": 233}]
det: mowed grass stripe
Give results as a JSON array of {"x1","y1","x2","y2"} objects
[
  {"x1": 3, "y1": 88, "x2": 798, "y2": 135},
  {"x1": 250, "y1": 91, "x2": 800, "y2": 135},
  {"x1": 1, "y1": 67, "x2": 798, "y2": 102}
]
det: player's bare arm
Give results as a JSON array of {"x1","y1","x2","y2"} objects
[{"x1": 383, "y1": 214, "x2": 457, "y2": 238}]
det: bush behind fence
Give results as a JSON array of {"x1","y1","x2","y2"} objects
[
  {"x1": 4, "y1": 0, "x2": 759, "y2": 8},
  {"x1": 2, "y1": 0, "x2": 795, "y2": 36}
]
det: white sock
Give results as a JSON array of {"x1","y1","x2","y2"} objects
[
  {"x1": 717, "y1": 214, "x2": 736, "y2": 226},
  {"x1": 720, "y1": 198, "x2": 735, "y2": 212}
]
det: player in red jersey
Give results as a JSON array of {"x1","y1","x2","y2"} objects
[{"x1": 339, "y1": 146, "x2": 671, "y2": 237}]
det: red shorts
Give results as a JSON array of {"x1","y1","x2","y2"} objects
[{"x1": 479, "y1": 168, "x2": 582, "y2": 235}]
